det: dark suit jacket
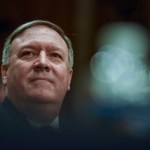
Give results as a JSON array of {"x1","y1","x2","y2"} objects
[
  {"x1": 1, "y1": 97, "x2": 149, "y2": 150},
  {"x1": 0, "y1": 97, "x2": 80, "y2": 150}
]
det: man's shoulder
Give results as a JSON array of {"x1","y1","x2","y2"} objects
[
  {"x1": 0, "y1": 97, "x2": 31, "y2": 130},
  {"x1": 0, "y1": 97, "x2": 23, "y2": 120},
  {"x1": 0, "y1": 98, "x2": 11, "y2": 120}
]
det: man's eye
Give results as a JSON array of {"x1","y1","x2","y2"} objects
[
  {"x1": 51, "y1": 53, "x2": 62, "y2": 59},
  {"x1": 20, "y1": 51, "x2": 36, "y2": 59}
]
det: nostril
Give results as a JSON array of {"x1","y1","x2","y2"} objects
[
  {"x1": 33, "y1": 65, "x2": 49, "y2": 72},
  {"x1": 33, "y1": 66, "x2": 43, "y2": 71},
  {"x1": 44, "y1": 66, "x2": 49, "y2": 72}
]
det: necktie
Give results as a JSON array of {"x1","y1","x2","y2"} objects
[{"x1": 39, "y1": 125, "x2": 55, "y2": 134}]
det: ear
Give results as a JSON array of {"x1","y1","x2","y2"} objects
[
  {"x1": 67, "y1": 69, "x2": 73, "y2": 91},
  {"x1": 1, "y1": 64, "x2": 8, "y2": 85}
]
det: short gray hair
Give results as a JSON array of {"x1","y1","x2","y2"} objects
[{"x1": 2, "y1": 20, "x2": 74, "y2": 69}]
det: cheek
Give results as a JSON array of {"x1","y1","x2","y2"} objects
[
  {"x1": 7, "y1": 63, "x2": 30, "y2": 86},
  {"x1": 54, "y1": 66, "x2": 69, "y2": 80},
  {"x1": 7, "y1": 69, "x2": 22, "y2": 87},
  {"x1": 55, "y1": 68, "x2": 71, "y2": 89}
]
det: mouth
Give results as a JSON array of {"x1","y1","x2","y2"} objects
[{"x1": 29, "y1": 78, "x2": 54, "y2": 83}]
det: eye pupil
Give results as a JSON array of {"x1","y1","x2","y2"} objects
[
  {"x1": 24, "y1": 51, "x2": 34, "y2": 56},
  {"x1": 20, "y1": 50, "x2": 36, "y2": 59},
  {"x1": 26, "y1": 52, "x2": 32, "y2": 55},
  {"x1": 53, "y1": 53, "x2": 60, "y2": 58}
]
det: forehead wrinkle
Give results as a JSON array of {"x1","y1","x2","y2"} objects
[
  {"x1": 16, "y1": 40, "x2": 66, "y2": 53},
  {"x1": 12, "y1": 25, "x2": 67, "y2": 47},
  {"x1": 15, "y1": 26, "x2": 63, "y2": 42}
]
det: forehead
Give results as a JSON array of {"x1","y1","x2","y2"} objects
[{"x1": 12, "y1": 25, "x2": 68, "y2": 50}]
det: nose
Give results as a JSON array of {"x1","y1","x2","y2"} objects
[{"x1": 33, "y1": 51, "x2": 50, "y2": 72}]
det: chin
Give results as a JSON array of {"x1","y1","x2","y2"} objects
[{"x1": 25, "y1": 94, "x2": 55, "y2": 104}]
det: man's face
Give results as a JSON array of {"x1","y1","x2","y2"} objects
[{"x1": 1, "y1": 26, "x2": 73, "y2": 111}]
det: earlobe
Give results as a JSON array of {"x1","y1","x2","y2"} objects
[
  {"x1": 2, "y1": 76, "x2": 7, "y2": 85},
  {"x1": 1, "y1": 64, "x2": 8, "y2": 85},
  {"x1": 67, "y1": 82, "x2": 71, "y2": 91},
  {"x1": 67, "y1": 69, "x2": 73, "y2": 91}
]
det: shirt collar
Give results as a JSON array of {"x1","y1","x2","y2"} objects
[{"x1": 27, "y1": 116, "x2": 59, "y2": 130}]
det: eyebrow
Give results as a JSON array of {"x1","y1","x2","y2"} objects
[{"x1": 19, "y1": 42, "x2": 66, "y2": 56}]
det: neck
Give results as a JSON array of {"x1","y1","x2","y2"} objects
[{"x1": 8, "y1": 97, "x2": 61, "y2": 125}]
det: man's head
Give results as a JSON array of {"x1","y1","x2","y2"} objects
[{"x1": 1, "y1": 20, "x2": 74, "y2": 123}]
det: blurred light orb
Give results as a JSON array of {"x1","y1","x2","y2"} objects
[{"x1": 90, "y1": 22, "x2": 150, "y2": 104}]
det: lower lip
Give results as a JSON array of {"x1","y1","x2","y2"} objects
[{"x1": 33, "y1": 79, "x2": 49, "y2": 82}]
